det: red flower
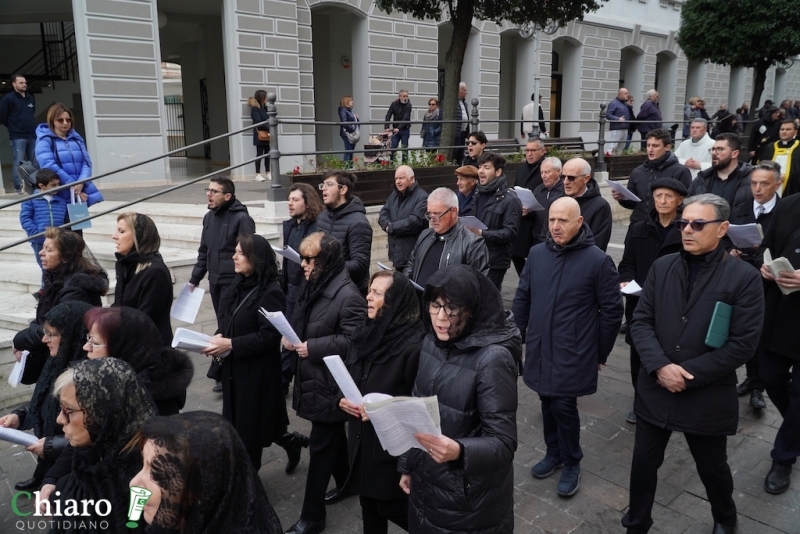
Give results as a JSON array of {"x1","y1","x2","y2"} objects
[
  {"x1": 292, "y1": 166, "x2": 301, "y2": 175},
  {"x1": 435, "y1": 154, "x2": 446, "y2": 163},
  {"x1": 381, "y1": 160, "x2": 389, "y2": 166},
  {"x1": 353, "y1": 157, "x2": 358, "y2": 162}
]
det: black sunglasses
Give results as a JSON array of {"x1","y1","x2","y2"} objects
[
  {"x1": 300, "y1": 255, "x2": 318, "y2": 263},
  {"x1": 675, "y1": 219, "x2": 723, "y2": 232},
  {"x1": 561, "y1": 174, "x2": 583, "y2": 182}
]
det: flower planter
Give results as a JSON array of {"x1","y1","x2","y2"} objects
[{"x1": 606, "y1": 154, "x2": 647, "y2": 179}]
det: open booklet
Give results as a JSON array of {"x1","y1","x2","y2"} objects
[
  {"x1": 763, "y1": 250, "x2": 800, "y2": 295},
  {"x1": 513, "y1": 186, "x2": 545, "y2": 211},
  {"x1": 363, "y1": 393, "x2": 442, "y2": 456},
  {"x1": 171, "y1": 327, "x2": 230, "y2": 357}
]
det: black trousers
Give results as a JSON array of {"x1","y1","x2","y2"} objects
[
  {"x1": 301, "y1": 421, "x2": 350, "y2": 522},
  {"x1": 511, "y1": 255, "x2": 527, "y2": 276},
  {"x1": 487, "y1": 267, "x2": 506, "y2": 291},
  {"x1": 255, "y1": 144, "x2": 270, "y2": 173},
  {"x1": 622, "y1": 418, "x2": 736, "y2": 533},
  {"x1": 540, "y1": 396, "x2": 583, "y2": 465},
  {"x1": 209, "y1": 281, "x2": 229, "y2": 317},
  {"x1": 630, "y1": 346, "x2": 641, "y2": 393},
  {"x1": 760, "y1": 350, "x2": 800, "y2": 465},
  {"x1": 360, "y1": 495, "x2": 409, "y2": 533},
  {"x1": 743, "y1": 350, "x2": 765, "y2": 391}
]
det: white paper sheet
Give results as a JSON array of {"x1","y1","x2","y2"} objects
[
  {"x1": 606, "y1": 180, "x2": 642, "y2": 202},
  {"x1": 458, "y1": 216, "x2": 488, "y2": 231},
  {"x1": 377, "y1": 262, "x2": 393, "y2": 271},
  {"x1": 170, "y1": 283, "x2": 205, "y2": 324},
  {"x1": 171, "y1": 327, "x2": 230, "y2": 357},
  {"x1": 8, "y1": 350, "x2": 28, "y2": 387},
  {"x1": 763, "y1": 250, "x2": 800, "y2": 295},
  {"x1": 620, "y1": 280, "x2": 643, "y2": 296},
  {"x1": 272, "y1": 244, "x2": 301, "y2": 264},
  {"x1": 322, "y1": 355, "x2": 363, "y2": 404},
  {"x1": 258, "y1": 309, "x2": 302, "y2": 345},
  {"x1": 726, "y1": 223, "x2": 763, "y2": 249},
  {"x1": 379, "y1": 262, "x2": 424, "y2": 291},
  {"x1": 513, "y1": 186, "x2": 545, "y2": 211},
  {"x1": 0, "y1": 427, "x2": 39, "y2": 447},
  {"x1": 363, "y1": 394, "x2": 442, "y2": 456}
]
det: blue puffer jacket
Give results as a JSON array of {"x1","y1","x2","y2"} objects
[
  {"x1": 35, "y1": 124, "x2": 103, "y2": 206},
  {"x1": 20, "y1": 191, "x2": 68, "y2": 245}
]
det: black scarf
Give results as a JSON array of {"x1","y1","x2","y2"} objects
[
  {"x1": 224, "y1": 234, "x2": 278, "y2": 304},
  {"x1": 291, "y1": 233, "x2": 346, "y2": 333}
]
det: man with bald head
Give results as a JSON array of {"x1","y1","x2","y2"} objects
[
  {"x1": 607, "y1": 87, "x2": 632, "y2": 155},
  {"x1": 561, "y1": 157, "x2": 613, "y2": 251},
  {"x1": 379, "y1": 164, "x2": 429, "y2": 271},
  {"x1": 513, "y1": 196, "x2": 623, "y2": 498}
]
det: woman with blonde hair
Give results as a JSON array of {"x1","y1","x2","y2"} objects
[
  {"x1": 112, "y1": 212, "x2": 173, "y2": 345},
  {"x1": 338, "y1": 95, "x2": 359, "y2": 163},
  {"x1": 249, "y1": 90, "x2": 271, "y2": 181}
]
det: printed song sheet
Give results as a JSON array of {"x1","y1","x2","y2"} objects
[
  {"x1": 513, "y1": 187, "x2": 545, "y2": 211},
  {"x1": 258, "y1": 309, "x2": 302, "y2": 345},
  {"x1": 606, "y1": 180, "x2": 642, "y2": 202},
  {"x1": 763, "y1": 250, "x2": 800, "y2": 295},
  {"x1": 171, "y1": 327, "x2": 230, "y2": 357},
  {"x1": 726, "y1": 223, "x2": 763, "y2": 249},
  {"x1": 7, "y1": 350, "x2": 28, "y2": 387},
  {"x1": 363, "y1": 393, "x2": 442, "y2": 456},
  {"x1": 170, "y1": 283, "x2": 205, "y2": 324},
  {"x1": 458, "y1": 216, "x2": 488, "y2": 231},
  {"x1": 322, "y1": 355, "x2": 363, "y2": 404},
  {"x1": 0, "y1": 427, "x2": 39, "y2": 447},
  {"x1": 620, "y1": 280, "x2": 643, "y2": 296},
  {"x1": 378, "y1": 262, "x2": 424, "y2": 292},
  {"x1": 272, "y1": 245, "x2": 301, "y2": 264}
]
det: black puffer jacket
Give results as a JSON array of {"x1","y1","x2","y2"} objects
[
  {"x1": 401, "y1": 266, "x2": 521, "y2": 534},
  {"x1": 190, "y1": 197, "x2": 255, "y2": 287},
  {"x1": 292, "y1": 269, "x2": 366, "y2": 423},
  {"x1": 384, "y1": 99, "x2": 412, "y2": 131},
  {"x1": 511, "y1": 159, "x2": 543, "y2": 258},
  {"x1": 378, "y1": 182, "x2": 429, "y2": 271},
  {"x1": 281, "y1": 217, "x2": 317, "y2": 312},
  {"x1": 113, "y1": 253, "x2": 174, "y2": 346},
  {"x1": 617, "y1": 151, "x2": 692, "y2": 224},
  {"x1": 688, "y1": 162, "x2": 753, "y2": 217},
  {"x1": 474, "y1": 174, "x2": 521, "y2": 269},
  {"x1": 316, "y1": 196, "x2": 373, "y2": 293},
  {"x1": 574, "y1": 179, "x2": 612, "y2": 252},
  {"x1": 403, "y1": 221, "x2": 489, "y2": 282}
]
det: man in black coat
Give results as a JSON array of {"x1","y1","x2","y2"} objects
[
  {"x1": 471, "y1": 152, "x2": 522, "y2": 289},
  {"x1": 622, "y1": 194, "x2": 764, "y2": 534},
  {"x1": 378, "y1": 165, "x2": 428, "y2": 272},
  {"x1": 562, "y1": 157, "x2": 612, "y2": 251},
  {"x1": 688, "y1": 133, "x2": 753, "y2": 221},
  {"x1": 316, "y1": 170, "x2": 373, "y2": 294},
  {"x1": 0, "y1": 74, "x2": 36, "y2": 194},
  {"x1": 529, "y1": 157, "x2": 565, "y2": 249},
  {"x1": 617, "y1": 178, "x2": 686, "y2": 424},
  {"x1": 748, "y1": 105, "x2": 782, "y2": 162},
  {"x1": 612, "y1": 129, "x2": 692, "y2": 225},
  {"x1": 513, "y1": 197, "x2": 623, "y2": 499},
  {"x1": 729, "y1": 161, "x2": 781, "y2": 411},
  {"x1": 384, "y1": 89, "x2": 412, "y2": 157},
  {"x1": 511, "y1": 138, "x2": 545, "y2": 274},
  {"x1": 758, "y1": 192, "x2": 800, "y2": 496}
]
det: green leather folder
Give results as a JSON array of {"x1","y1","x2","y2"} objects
[{"x1": 705, "y1": 301, "x2": 732, "y2": 349}]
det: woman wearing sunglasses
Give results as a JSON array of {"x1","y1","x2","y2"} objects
[{"x1": 35, "y1": 103, "x2": 103, "y2": 207}]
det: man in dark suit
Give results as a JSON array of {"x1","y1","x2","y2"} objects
[
  {"x1": 729, "y1": 161, "x2": 782, "y2": 410},
  {"x1": 511, "y1": 138, "x2": 545, "y2": 274}
]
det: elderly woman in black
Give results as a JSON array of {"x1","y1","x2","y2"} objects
[
  {"x1": 283, "y1": 231, "x2": 366, "y2": 534},
  {"x1": 339, "y1": 271, "x2": 423, "y2": 533},
  {"x1": 129, "y1": 411, "x2": 283, "y2": 533},
  {"x1": 0, "y1": 301, "x2": 92, "y2": 492},
  {"x1": 113, "y1": 212, "x2": 174, "y2": 345},
  {"x1": 202, "y1": 233, "x2": 307, "y2": 473},
  {"x1": 399, "y1": 265, "x2": 520, "y2": 534},
  {"x1": 12, "y1": 227, "x2": 107, "y2": 384},
  {"x1": 50, "y1": 358, "x2": 156, "y2": 533}
]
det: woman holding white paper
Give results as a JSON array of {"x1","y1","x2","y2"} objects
[
  {"x1": 339, "y1": 270, "x2": 423, "y2": 533},
  {"x1": 399, "y1": 265, "x2": 521, "y2": 534},
  {"x1": 202, "y1": 233, "x2": 308, "y2": 474},
  {"x1": 282, "y1": 231, "x2": 366, "y2": 534}
]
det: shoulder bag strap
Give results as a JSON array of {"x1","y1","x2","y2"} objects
[{"x1": 225, "y1": 285, "x2": 258, "y2": 335}]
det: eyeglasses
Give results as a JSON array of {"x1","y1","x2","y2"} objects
[
  {"x1": 425, "y1": 207, "x2": 453, "y2": 222},
  {"x1": 525, "y1": 148, "x2": 545, "y2": 153},
  {"x1": 710, "y1": 147, "x2": 729, "y2": 153},
  {"x1": 42, "y1": 329, "x2": 60, "y2": 341},
  {"x1": 60, "y1": 404, "x2": 85, "y2": 422},
  {"x1": 300, "y1": 255, "x2": 318, "y2": 263},
  {"x1": 561, "y1": 174, "x2": 583, "y2": 182},
  {"x1": 55, "y1": 118, "x2": 72, "y2": 124},
  {"x1": 85, "y1": 334, "x2": 106, "y2": 349},
  {"x1": 675, "y1": 219, "x2": 723, "y2": 232},
  {"x1": 428, "y1": 301, "x2": 464, "y2": 317},
  {"x1": 466, "y1": 141, "x2": 480, "y2": 146},
  {"x1": 204, "y1": 188, "x2": 227, "y2": 195},
  {"x1": 318, "y1": 182, "x2": 343, "y2": 190}
]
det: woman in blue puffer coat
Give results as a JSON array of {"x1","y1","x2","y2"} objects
[{"x1": 35, "y1": 103, "x2": 103, "y2": 207}]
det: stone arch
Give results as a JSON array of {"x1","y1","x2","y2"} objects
[
  {"x1": 620, "y1": 45, "x2": 645, "y2": 104},
  {"x1": 304, "y1": 0, "x2": 369, "y2": 18}
]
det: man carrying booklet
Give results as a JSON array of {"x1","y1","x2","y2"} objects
[
  {"x1": 511, "y1": 139, "x2": 546, "y2": 274},
  {"x1": 622, "y1": 194, "x2": 764, "y2": 534}
]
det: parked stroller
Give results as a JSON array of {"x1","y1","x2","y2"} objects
[{"x1": 363, "y1": 131, "x2": 393, "y2": 164}]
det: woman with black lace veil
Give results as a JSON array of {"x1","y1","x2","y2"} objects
[
  {"x1": 0, "y1": 301, "x2": 92, "y2": 492},
  {"x1": 398, "y1": 265, "x2": 521, "y2": 534},
  {"x1": 339, "y1": 270, "x2": 423, "y2": 533},
  {"x1": 202, "y1": 233, "x2": 308, "y2": 474},
  {"x1": 282, "y1": 231, "x2": 366, "y2": 534},
  {"x1": 128, "y1": 410, "x2": 283, "y2": 533},
  {"x1": 113, "y1": 212, "x2": 174, "y2": 345},
  {"x1": 50, "y1": 357, "x2": 157, "y2": 533},
  {"x1": 12, "y1": 227, "x2": 107, "y2": 385},
  {"x1": 83, "y1": 306, "x2": 193, "y2": 416}
]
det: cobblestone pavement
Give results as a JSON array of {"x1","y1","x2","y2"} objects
[{"x1": 0, "y1": 214, "x2": 797, "y2": 534}]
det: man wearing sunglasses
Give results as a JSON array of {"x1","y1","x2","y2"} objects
[
  {"x1": 623, "y1": 194, "x2": 764, "y2": 534},
  {"x1": 462, "y1": 131, "x2": 487, "y2": 167},
  {"x1": 561, "y1": 157, "x2": 612, "y2": 251}
]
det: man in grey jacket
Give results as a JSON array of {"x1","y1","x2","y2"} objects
[{"x1": 404, "y1": 187, "x2": 489, "y2": 287}]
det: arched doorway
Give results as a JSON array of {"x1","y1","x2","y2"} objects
[
  {"x1": 550, "y1": 37, "x2": 581, "y2": 138},
  {"x1": 499, "y1": 31, "x2": 537, "y2": 140}
]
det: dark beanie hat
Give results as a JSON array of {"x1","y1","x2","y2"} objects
[{"x1": 650, "y1": 178, "x2": 688, "y2": 196}]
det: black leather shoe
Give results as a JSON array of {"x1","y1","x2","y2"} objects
[
  {"x1": 212, "y1": 381, "x2": 223, "y2": 393},
  {"x1": 619, "y1": 323, "x2": 628, "y2": 335},
  {"x1": 284, "y1": 518, "x2": 325, "y2": 534},
  {"x1": 764, "y1": 461, "x2": 792, "y2": 494},
  {"x1": 279, "y1": 432, "x2": 309, "y2": 474},
  {"x1": 324, "y1": 487, "x2": 350, "y2": 505},
  {"x1": 749, "y1": 390, "x2": 766, "y2": 410},
  {"x1": 736, "y1": 378, "x2": 754, "y2": 397},
  {"x1": 711, "y1": 522, "x2": 736, "y2": 534},
  {"x1": 14, "y1": 477, "x2": 42, "y2": 491}
]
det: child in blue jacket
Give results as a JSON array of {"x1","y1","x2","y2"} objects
[{"x1": 19, "y1": 169, "x2": 68, "y2": 268}]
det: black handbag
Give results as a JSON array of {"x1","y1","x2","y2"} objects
[
  {"x1": 18, "y1": 160, "x2": 40, "y2": 192},
  {"x1": 206, "y1": 285, "x2": 258, "y2": 382}
]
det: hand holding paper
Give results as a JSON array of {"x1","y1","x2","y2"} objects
[
  {"x1": 620, "y1": 280, "x2": 642, "y2": 296},
  {"x1": 606, "y1": 180, "x2": 641, "y2": 202},
  {"x1": 458, "y1": 216, "x2": 488, "y2": 231},
  {"x1": 170, "y1": 283, "x2": 205, "y2": 323},
  {"x1": 259, "y1": 309, "x2": 302, "y2": 345},
  {"x1": 323, "y1": 355, "x2": 362, "y2": 404}
]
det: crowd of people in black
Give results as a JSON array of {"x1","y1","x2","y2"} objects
[{"x1": 2, "y1": 116, "x2": 800, "y2": 534}]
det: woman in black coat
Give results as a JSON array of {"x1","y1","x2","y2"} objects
[
  {"x1": 113, "y1": 212, "x2": 174, "y2": 345},
  {"x1": 13, "y1": 227, "x2": 108, "y2": 385},
  {"x1": 203, "y1": 233, "x2": 307, "y2": 473},
  {"x1": 249, "y1": 89, "x2": 270, "y2": 180},
  {"x1": 339, "y1": 271, "x2": 423, "y2": 533},
  {"x1": 400, "y1": 265, "x2": 521, "y2": 534},
  {"x1": 282, "y1": 231, "x2": 366, "y2": 534}
]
